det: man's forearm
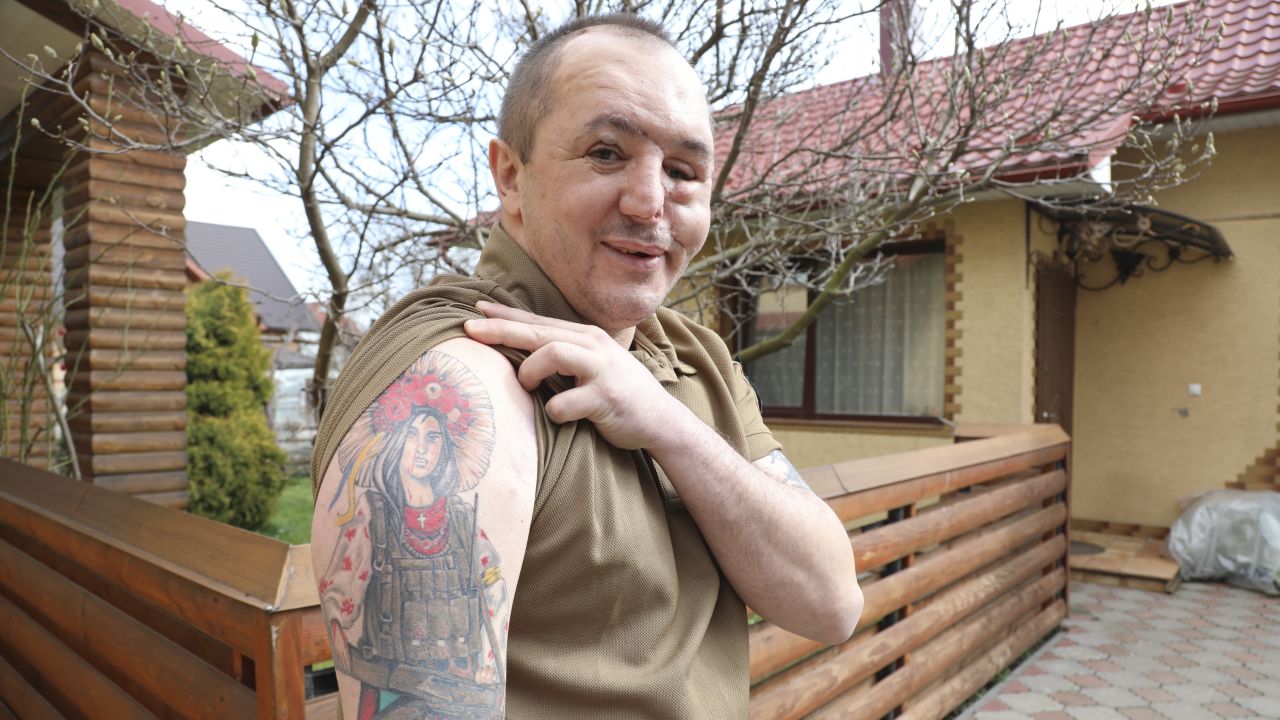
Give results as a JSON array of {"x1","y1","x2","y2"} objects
[{"x1": 648, "y1": 401, "x2": 862, "y2": 644}]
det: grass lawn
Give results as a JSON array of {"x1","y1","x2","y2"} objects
[{"x1": 260, "y1": 473, "x2": 315, "y2": 545}]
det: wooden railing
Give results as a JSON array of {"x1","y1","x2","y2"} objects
[
  {"x1": 0, "y1": 424, "x2": 1069, "y2": 719},
  {"x1": 748, "y1": 424, "x2": 1071, "y2": 719},
  {"x1": 0, "y1": 459, "x2": 330, "y2": 719}
]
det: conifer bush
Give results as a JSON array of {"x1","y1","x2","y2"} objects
[{"x1": 186, "y1": 276, "x2": 287, "y2": 530}]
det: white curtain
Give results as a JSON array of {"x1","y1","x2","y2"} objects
[
  {"x1": 746, "y1": 284, "x2": 807, "y2": 408},
  {"x1": 814, "y1": 254, "x2": 945, "y2": 416}
]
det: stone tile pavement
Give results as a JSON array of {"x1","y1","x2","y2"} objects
[{"x1": 959, "y1": 581, "x2": 1280, "y2": 720}]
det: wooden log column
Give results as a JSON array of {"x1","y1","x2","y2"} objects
[{"x1": 59, "y1": 52, "x2": 189, "y2": 506}]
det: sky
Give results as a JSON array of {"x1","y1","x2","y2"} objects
[{"x1": 175, "y1": 0, "x2": 1179, "y2": 299}]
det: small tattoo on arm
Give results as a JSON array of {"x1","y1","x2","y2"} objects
[
  {"x1": 317, "y1": 350, "x2": 509, "y2": 718},
  {"x1": 765, "y1": 449, "x2": 809, "y2": 490}
]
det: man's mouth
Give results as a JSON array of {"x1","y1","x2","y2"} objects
[{"x1": 604, "y1": 241, "x2": 665, "y2": 259}]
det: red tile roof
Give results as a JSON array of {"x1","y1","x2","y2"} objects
[
  {"x1": 103, "y1": 0, "x2": 289, "y2": 100},
  {"x1": 714, "y1": 0, "x2": 1280, "y2": 197}
]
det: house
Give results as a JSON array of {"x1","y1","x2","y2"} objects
[
  {"x1": 730, "y1": 0, "x2": 1279, "y2": 531},
  {"x1": 184, "y1": 221, "x2": 322, "y2": 468},
  {"x1": 0, "y1": 0, "x2": 285, "y2": 504}
]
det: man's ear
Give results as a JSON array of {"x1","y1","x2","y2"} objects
[{"x1": 489, "y1": 138, "x2": 523, "y2": 220}]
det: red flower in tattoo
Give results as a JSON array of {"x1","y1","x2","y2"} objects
[
  {"x1": 343, "y1": 528, "x2": 357, "y2": 541},
  {"x1": 318, "y1": 578, "x2": 333, "y2": 594},
  {"x1": 358, "y1": 570, "x2": 369, "y2": 581},
  {"x1": 340, "y1": 598, "x2": 355, "y2": 616},
  {"x1": 342, "y1": 556, "x2": 353, "y2": 571},
  {"x1": 480, "y1": 554, "x2": 489, "y2": 567},
  {"x1": 369, "y1": 371, "x2": 478, "y2": 435}
]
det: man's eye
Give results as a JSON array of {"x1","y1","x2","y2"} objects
[
  {"x1": 666, "y1": 166, "x2": 694, "y2": 181},
  {"x1": 588, "y1": 146, "x2": 621, "y2": 162}
]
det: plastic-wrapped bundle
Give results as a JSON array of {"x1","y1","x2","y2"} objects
[{"x1": 1167, "y1": 489, "x2": 1280, "y2": 595}]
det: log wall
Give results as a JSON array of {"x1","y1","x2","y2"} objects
[
  {"x1": 1, "y1": 50, "x2": 189, "y2": 504},
  {"x1": 0, "y1": 424, "x2": 1070, "y2": 719},
  {"x1": 1, "y1": 104, "x2": 60, "y2": 470}
]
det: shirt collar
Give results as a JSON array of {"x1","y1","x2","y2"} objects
[{"x1": 477, "y1": 225, "x2": 697, "y2": 385}]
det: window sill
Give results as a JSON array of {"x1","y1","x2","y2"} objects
[{"x1": 762, "y1": 415, "x2": 955, "y2": 436}]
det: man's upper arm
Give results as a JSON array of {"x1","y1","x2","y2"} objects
[{"x1": 310, "y1": 337, "x2": 536, "y2": 718}]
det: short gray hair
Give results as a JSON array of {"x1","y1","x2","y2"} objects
[{"x1": 499, "y1": 14, "x2": 676, "y2": 163}]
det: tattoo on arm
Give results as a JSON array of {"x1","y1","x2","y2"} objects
[
  {"x1": 761, "y1": 449, "x2": 809, "y2": 490},
  {"x1": 316, "y1": 350, "x2": 509, "y2": 718}
]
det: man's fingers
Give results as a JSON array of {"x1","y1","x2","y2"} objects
[
  {"x1": 464, "y1": 316, "x2": 583, "y2": 352},
  {"x1": 543, "y1": 387, "x2": 599, "y2": 425},
  {"x1": 518, "y1": 342, "x2": 597, "y2": 392},
  {"x1": 476, "y1": 300, "x2": 590, "y2": 333}
]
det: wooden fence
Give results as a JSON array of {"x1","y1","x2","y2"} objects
[{"x1": 0, "y1": 424, "x2": 1069, "y2": 719}]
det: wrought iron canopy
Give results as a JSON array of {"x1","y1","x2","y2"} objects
[{"x1": 1031, "y1": 203, "x2": 1233, "y2": 291}]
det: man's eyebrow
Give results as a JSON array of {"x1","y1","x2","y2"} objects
[{"x1": 586, "y1": 113, "x2": 713, "y2": 164}]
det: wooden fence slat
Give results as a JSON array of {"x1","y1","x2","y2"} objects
[
  {"x1": 900, "y1": 600, "x2": 1070, "y2": 720},
  {"x1": 0, "y1": 538, "x2": 258, "y2": 719},
  {"x1": 257, "y1": 612, "x2": 308, "y2": 720},
  {"x1": 0, "y1": 652, "x2": 65, "y2": 720},
  {"x1": 749, "y1": 535, "x2": 1066, "y2": 719},
  {"x1": 749, "y1": 494, "x2": 1067, "y2": 684},
  {"x1": 0, "y1": 594, "x2": 156, "y2": 719},
  {"x1": 0, "y1": 462, "x2": 286, "y2": 655},
  {"x1": 820, "y1": 425, "x2": 1069, "y2": 497},
  {"x1": 807, "y1": 572, "x2": 1066, "y2": 720},
  {"x1": 0, "y1": 525, "x2": 242, "y2": 683},
  {"x1": 824, "y1": 444, "x2": 1065, "y2": 521},
  {"x1": 851, "y1": 469, "x2": 1066, "y2": 571}
]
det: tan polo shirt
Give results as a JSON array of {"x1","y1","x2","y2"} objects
[{"x1": 313, "y1": 226, "x2": 780, "y2": 718}]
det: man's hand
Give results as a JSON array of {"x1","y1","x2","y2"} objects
[
  {"x1": 466, "y1": 299, "x2": 860, "y2": 645},
  {"x1": 463, "y1": 300, "x2": 685, "y2": 449}
]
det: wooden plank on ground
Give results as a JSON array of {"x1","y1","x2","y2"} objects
[{"x1": 1070, "y1": 532, "x2": 1180, "y2": 583}]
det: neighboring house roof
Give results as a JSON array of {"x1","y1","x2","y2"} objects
[
  {"x1": 185, "y1": 221, "x2": 321, "y2": 335},
  {"x1": 716, "y1": 0, "x2": 1280, "y2": 197},
  {"x1": 1, "y1": 0, "x2": 288, "y2": 120}
]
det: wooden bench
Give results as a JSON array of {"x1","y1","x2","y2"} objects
[{"x1": 0, "y1": 424, "x2": 1069, "y2": 719}]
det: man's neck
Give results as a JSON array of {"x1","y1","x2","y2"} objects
[{"x1": 611, "y1": 326, "x2": 637, "y2": 350}]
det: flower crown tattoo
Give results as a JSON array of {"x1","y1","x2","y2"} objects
[{"x1": 371, "y1": 372, "x2": 475, "y2": 436}]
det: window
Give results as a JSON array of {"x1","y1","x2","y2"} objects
[{"x1": 742, "y1": 242, "x2": 947, "y2": 421}]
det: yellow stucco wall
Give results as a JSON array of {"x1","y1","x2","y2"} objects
[
  {"x1": 1070, "y1": 125, "x2": 1280, "y2": 526},
  {"x1": 949, "y1": 200, "x2": 1044, "y2": 426},
  {"x1": 752, "y1": 124, "x2": 1279, "y2": 510}
]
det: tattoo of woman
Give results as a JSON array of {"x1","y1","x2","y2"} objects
[{"x1": 316, "y1": 351, "x2": 508, "y2": 719}]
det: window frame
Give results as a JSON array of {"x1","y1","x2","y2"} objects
[{"x1": 738, "y1": 236, "x2": 949, "y2": 427}]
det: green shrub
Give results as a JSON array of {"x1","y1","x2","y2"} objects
[{"x1": 186, "y1": 276, "x2": 287, "y2": 530}]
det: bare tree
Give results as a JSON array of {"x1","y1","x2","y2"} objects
[{"x1": 8, "y1": 0, "x2": 1220, "y2": 417}]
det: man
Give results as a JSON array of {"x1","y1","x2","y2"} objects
[{"x1": 312, "y1": 13, "x2": 862, "y2": 719}]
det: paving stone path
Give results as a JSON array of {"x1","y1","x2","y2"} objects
[{"x1": 960, "y1": 581, "x2": 1280, "y2": 720}]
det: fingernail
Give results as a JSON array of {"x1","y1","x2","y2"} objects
[{"x1": 476, "y1": 300, "x2": 492, "y2": 309}]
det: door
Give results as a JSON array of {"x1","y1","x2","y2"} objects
[{"x1": 1035, "y1": 264, "x2": 1076, "y2": 436}]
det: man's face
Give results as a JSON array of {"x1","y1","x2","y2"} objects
[
  {"x1": 498, "y1": 31, "x2": 715, "y2": 333},
  {"x1": 400, "y1": 414, "x2": 445, "y2": 484}
]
